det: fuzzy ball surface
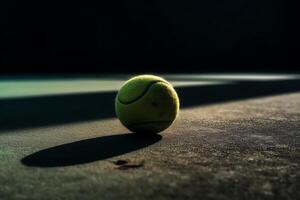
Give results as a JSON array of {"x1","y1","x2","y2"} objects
[{"x1": 115, "y1": 75, "x2": 180, "y2": 134}]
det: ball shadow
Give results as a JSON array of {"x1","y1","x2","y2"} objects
[{"x1": 21, "y1": 133, "x2": 162, "y2": 167}]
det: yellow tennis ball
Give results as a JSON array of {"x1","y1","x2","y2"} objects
[{"x1": 115, "y1": 75, "x2": 180, "y2": 134}]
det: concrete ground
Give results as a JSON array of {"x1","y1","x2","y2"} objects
[{"x1": 0, "y1": 74, "x2": 299, "y2": 200}]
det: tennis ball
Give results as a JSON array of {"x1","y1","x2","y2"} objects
[{"x1": 115, "y1": 75, "x2": 179, "y2": 134}]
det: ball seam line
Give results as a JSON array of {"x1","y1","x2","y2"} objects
[{"x1": 117, "y1": 80, "x2": 166, "y2": 104}]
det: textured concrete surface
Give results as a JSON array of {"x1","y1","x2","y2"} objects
[{"x1": 0, "y1": 75, "x2": 299, "y2": 200}]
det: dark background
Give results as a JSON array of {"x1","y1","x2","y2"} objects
[{"x1": 0, "y1": 0, "x2": 297, "y2": 73}]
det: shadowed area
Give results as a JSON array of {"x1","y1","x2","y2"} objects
[
  {"x1": 176, "y1": 79, "x2": 300, "y2": 108},
  {"x1": 0, "y1": 91, "x2": 116, "y2": 131},
  {"x1": 1, "y1": 78, "x2": 300, "y2": 131},
  {"x1": 21, "y1": 133, "x2": 162, "y2": 167}
]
